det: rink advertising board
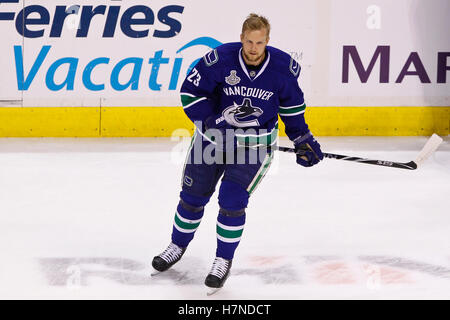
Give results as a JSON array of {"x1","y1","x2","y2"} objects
[{"x1": 0, "y1": 0, "x2": 448, "y2": 137}]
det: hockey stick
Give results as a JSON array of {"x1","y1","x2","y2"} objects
[{"x1": 276, "y1": 134, "x2": 443, "y2": 170}]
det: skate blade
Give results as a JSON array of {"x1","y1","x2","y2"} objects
[
  {"x1": 206, "y1": 287, "x2": 222, "y2": 296},
  {"x1": 150, "y1": 269, "x2": 162, "y2": 277}
]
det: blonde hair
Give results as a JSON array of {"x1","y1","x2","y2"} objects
[{"x1": 241, "y1": 13, "x2": 270, "y2": 37}]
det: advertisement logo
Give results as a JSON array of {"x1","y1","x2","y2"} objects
[
  {"x1": 0, "y1": 1, "x2": 224, "y2": 92},
  {"x1": 0, "y1": 1, "x2": 184, "y2": 38},
  {"x1": 342, "y1": 45, "x2": 450, "y2": 84}
]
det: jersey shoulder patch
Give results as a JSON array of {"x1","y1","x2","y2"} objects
[
  {"x1": 202, "y1": 42, "x2": 241, "y2": 67},
  {"x1": 289, "y1": 57, "x2": 300, "y2": 77},
  {"x1": 267, "y1": 46, "x2": 301, "y2": 78},
  {"x1": 203, "y1": 48, "x2": 219, "y2": 66}
]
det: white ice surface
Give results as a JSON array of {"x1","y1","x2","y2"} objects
[{"x1": 0, "y1": 136, "x2": 449, "y2": 300}]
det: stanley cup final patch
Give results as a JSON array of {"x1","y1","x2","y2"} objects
[{"x1": 225, "y1": 70, "x2": 241, "y2": 86}]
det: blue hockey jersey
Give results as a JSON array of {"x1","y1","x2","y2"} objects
[{"x1": 180, "y1": 42, "x2": 310, "y2": 147}]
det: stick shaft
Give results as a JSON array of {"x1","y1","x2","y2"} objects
[{"x1": 276, "y1": 146, "x2": 418, "y2": 170}]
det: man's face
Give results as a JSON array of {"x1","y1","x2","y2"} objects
[{"x1": 240, "y1": 28, "x2": 269, "y2": 65}]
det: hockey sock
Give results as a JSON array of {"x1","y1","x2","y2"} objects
[
  {"x1": 215, "y1": 180, "x2": 249, "y2": 260},
  {"x1": 171, "y1": 192, "x2": 208, "y2": 248},
  {"x1": 216, "y1": 209, "x2": 246, "y2": 260}
]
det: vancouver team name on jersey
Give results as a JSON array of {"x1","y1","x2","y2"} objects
[
  {"x1": 222, "y1": 86, "x2": 274, "y2": 101},
  {"x1": 180, "y1": 42, "x2": 310, "y2": 143}
]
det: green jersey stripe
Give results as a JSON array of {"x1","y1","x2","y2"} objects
[
  {"x1": 217, "y1": 234, "x2": 242, "y2": 243},
  {"x1": 280, "y1": 110, "x2": 305, "y2": 117},
  {"x1": 217, "y1": 224, "x2": 244, "y2": 239},
  {"x1": 180, "y1": 132, "x2": 196, "y2": 188},
  {"x1": 181, "y1": 95, "x2": 206, "y2": 109},
  {"x1": 173, "y1": 223, "x2": 198, "y2": 234},
  {"x1": 247, "y1": 152, "x2": 274, "y2": 194},
  {"x1": 176, "y1": 211, "x2": 202, "y2": 224},
  {"x1": 279, "y1": 104, "x2": 306, "y2": 115},
  {"x1": 235, "y1": 123, "x2": 279, "y2": 147},
  {"x1": 217, "y1": 221, "x2": 244, "y2": 231},
  {"x1": 279, "y1": 103, "x2": 306, "y2": 110},
  {"x1": 174, "y1": 212, "x2": 201, "y2": 230}
]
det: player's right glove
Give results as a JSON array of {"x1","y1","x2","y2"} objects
[
  {"x1": 293, "y1": 131, "x2": 324, "y2": 167},
  {"x1": 204, "y1": 115, "x2": 236, "y2": 152}
]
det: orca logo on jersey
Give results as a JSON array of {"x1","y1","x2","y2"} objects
[{"x1": 222, "y1": 98, "x2": 263, "y2": 127}]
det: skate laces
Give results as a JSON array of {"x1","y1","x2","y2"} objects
[
  {"x1": 209, "y1": 257, "x2": 230, "y2": 279},
  {"x1": 159, "y1": 243, "x2": 183, "y2": 263}
]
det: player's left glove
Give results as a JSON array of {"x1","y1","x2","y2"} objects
[{"x1": 294, "y1": 131, "x2": 324, "y2": 167}]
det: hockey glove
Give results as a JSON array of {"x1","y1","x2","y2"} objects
[
  {"x1": 204, "y1": 116, "x2": 236, "y2": 152},
  {"x1": 294, "y1": 132, "x2": 324, "y2": 167}
]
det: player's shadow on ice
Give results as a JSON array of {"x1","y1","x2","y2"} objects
[{"x1": 37, "y1": 257, "x2": 298, "y2": 286}]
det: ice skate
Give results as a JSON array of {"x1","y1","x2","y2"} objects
[
  {"x1": 205, "y1": 257, "x2": 232, "y2": 295},
  {"x1": 151, "y1": 242, "x2": 186, "y2": 275}
]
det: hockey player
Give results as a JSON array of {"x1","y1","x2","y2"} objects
[{"x1": 152, "y1": 13, "x2": 323, "y2": 292}]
